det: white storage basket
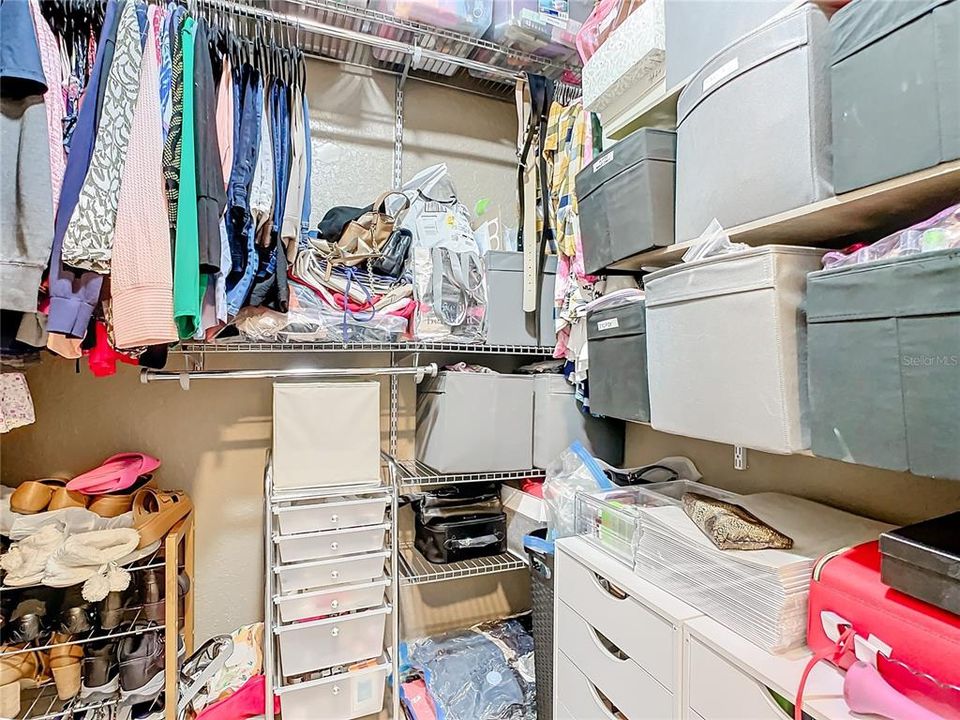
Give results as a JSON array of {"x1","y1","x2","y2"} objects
[
  {"x1": 275, "y1": 579, "x2": 391, "y2": 624},
  {"x1": 276, "y1": 605, "x2": 391, "y2": 677},
  {"x1": 275, "y1": 496, "x2": 389, "y2": 535},
  {"x1": 275, "y1": 551, "x2": 389, "y2": 594},
  {"x1": 274, "y1": 658, "x2": 391, "y2": 720},
  {"x1": 275, "y1": 523, "x2": 390, "y2": 564},
  {"x1": 645, "y1": 246, "x2": 823, "y2": 454}
]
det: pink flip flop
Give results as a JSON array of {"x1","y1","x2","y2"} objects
[{"x1": 66, "y1": 453, "x2": 161, "y2": 495}]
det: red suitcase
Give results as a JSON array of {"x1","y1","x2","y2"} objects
[{"x1": 805, "y1": 541, "x2": 960, "y2": 719}]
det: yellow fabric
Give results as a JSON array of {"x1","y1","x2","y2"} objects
[{"x1": 543, "y1": 101, "x2": 587, "y2": 258}]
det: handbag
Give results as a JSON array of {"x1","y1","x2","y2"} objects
[
  {"x1": 371, "y1": 228, "x2": 413, "y2": 279},
  {"x1": 407, "y1": 484, "x2": 507, "y2": 564},
  {"x1": 799, "y1": 541, "x2": 960, "y2": 720},
  {"x1": 314, "y1": 191, "x2": 410, "y2": 272}
]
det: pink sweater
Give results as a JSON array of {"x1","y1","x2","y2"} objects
[{"x1": 111, "y1": 6, "x2": 178, "y2": 349}]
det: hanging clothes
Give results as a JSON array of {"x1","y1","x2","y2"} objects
[
  {"x1": 193, "y1": 18, "x2": 225, "y2": 276},
  {"x1": 61, "y1": 0, "x2": 143, "y2": 275},
  {"x1": 162, "y1": 6, "x2": 187, "y2": 237},
  {"x1": 28, "y1": 0, "x2": 66, "y2": 216}
]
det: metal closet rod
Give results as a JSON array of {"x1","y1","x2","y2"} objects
[
  {"x1": 212, "y1": 0, "x2": 525, "y2": 81},
  {"x1": 139, "y1": 363, "x2": 438, "y2": 385}
]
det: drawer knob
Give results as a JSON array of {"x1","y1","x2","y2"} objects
[
  {"x1": 331, "y1": 627, "x2": 340, "y2": 638},
  {"x1": 330, "y1": 541, "x2": 340, "y2": 551},
  {"x1": 331, "y1": 685, "x2": 341, "y2": 696},
  {"x1": 330, "y1": 599, "x2": 340, "y2": 610},
  {"x1": 330, "y1": 514, "x2": 339, "y2": 524},
  {"x1": 330, "y1": 570, "x2": 340, "y2": 580}
]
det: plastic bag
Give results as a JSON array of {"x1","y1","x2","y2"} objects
[
  {"x1": 821, "y1": 203, "x2": 960, "y2": 269},
  {"x1": 681, "y1": 218, "x2": 749, "y2": 263},
  {"x1": 542, "y1": 441, "x2": 614, "y2": 540}
]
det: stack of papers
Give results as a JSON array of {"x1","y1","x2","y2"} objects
[{"x1": 634, "y1": 492, "x2": 892, "y2": 652}]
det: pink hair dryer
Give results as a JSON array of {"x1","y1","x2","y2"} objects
[{"x1": 844, "y1": 662, "x2": 943, "y2": 720}]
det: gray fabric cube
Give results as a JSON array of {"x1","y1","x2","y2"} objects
[{"x1": 586, "y1": 301, "x2": 651, "y2": 423}]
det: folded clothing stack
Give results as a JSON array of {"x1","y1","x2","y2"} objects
[{"x1": 633, "y1": 490, "x2": 893, "y2": 652}]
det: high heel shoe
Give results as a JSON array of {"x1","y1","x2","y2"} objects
[
  {"x1": 49, "y1": 634, "x2": 84, "y2": 701},
  {"x1": 0, "y1": 646, "x2": 50, "y2": 717}
]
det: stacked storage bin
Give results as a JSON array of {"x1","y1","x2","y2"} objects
[{"x1": 269, "y1": 382, "x2": 393, "y2": 720}]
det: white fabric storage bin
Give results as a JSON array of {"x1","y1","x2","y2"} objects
[
  {"x1": 674, "y1": 4, "x2": 833, "y2": 243},
  {"x1": 273, "y1": 382, "x2": 381, "y2": 490},
  {"x1": 275, "y1": 658, "x2": 391, "y2": 720},
  {"x1": 274, "y1": 523, "x2": 390, "y2": 564},
  {"x1": 416, "y1": 372, "x2": 534, "y2": 472},
  {"x1": 275, "y1": 579, "x2": 391, "y2": 624},
  {"x1": 274, "y1": 496, "x2": 389, "y2": 536},
  {"x1": 275, "y1": 551, "x2": 389, "y2": 594},
  {"x1": 583, "y1": 0, "x2": 665, "y2": 116},
  {"x1": 276, "y1": 605, "x2": 390, "y2": 676},
  {"x1": 533, "y1": 374, "x2": 624, "y2": 469},
  {"x1": 645, "y1": 246, "x2": 824, "y2": 454}
]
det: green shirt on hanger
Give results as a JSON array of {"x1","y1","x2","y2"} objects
[{"x1": 173, "y1": 17, "x2": 200, "y2": 340}]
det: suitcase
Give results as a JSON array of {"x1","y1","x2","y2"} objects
[{"x1": 805, "y1": 541, "x2": 960, "y2": 719}]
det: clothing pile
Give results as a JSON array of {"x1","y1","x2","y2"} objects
[
  {"x1": 400, "y1": 616, "x2": 536, "y2": 720},
  {"x1": 0, "y1": 0, "x2": 311, "y2": 375}
]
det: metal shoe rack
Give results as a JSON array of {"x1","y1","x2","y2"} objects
[{"x1": 4, "y1": 515, "x2": 194, "y2": 720}]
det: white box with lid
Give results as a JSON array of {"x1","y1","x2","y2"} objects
[{"x1": 644, "y1": 246, "x2": 824, "y2": 453}]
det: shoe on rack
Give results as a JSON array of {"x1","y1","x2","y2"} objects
[
  {"x1": 58, "y1": 586, "x2": 98, "y2": 636},
  {"x1": 132, "y1": 488, "x2": 193, "y2": 549},
  {"x1": 0, "y1": 646, "x2": 50, "y2": 717},
  {"x1": 140, "y1": 569, "x2": 191, "y2": 623},
  {"x1": 49, "y1": 633, "x2": 84, "y2": 700},
  {"x1": 88, "y1": 475, "x2": 155, "y2": 519},
  {"x1": 80, "y1": 639, "x2": 120, "y2": 702},
  {"x1": 118, "y1": 630, "x2": 184, "y2": 704}
]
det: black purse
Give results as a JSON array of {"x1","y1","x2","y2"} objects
[
  {"x1": 371, "y1": 227, "x2": 413, "y2": 279},
  {"x1": 406, "y1": 483, "x2": 507, "y2": 564}
]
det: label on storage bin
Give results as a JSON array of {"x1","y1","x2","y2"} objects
[
  {"x1": 593, "y1": 153, "x2": 615, "y2": 172},
  {"x1": 702, "y1": 57, "x2": 739, "y2": 93},
  {"x1": 539, "y1": 0, "x2": 569, "y2": 27},
  {"x1": 597, "y1": 318, "x2": 619, "y2": 331},
  {"x1": 356, "y1": 678, "x2": 373, "y2": 704}
]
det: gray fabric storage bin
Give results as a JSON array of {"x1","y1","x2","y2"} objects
[
  {"x1": 665, "y1": 0, "x2": 794, "y2": 87},
  {"x1": 675, "y1": 4, "x2": 833, "y2": 244},
  {"x1": 416, "y1": 372, "x2": 534, "y2": 472},
  {"x1": 831, "y1": 0, "x2": 960, "y2": 193},
  {"x1": 807, "y1": 249, "x2": 960, "y2": 479},
  {"x1": 485, "y1": 251, "x2": 557, "y2": 347},
  {"x1": 533, "y1": 374, "x2": 625, "y2": 469},
  {"x1": 575, "y1": 129, "x2": 677, "y2": 274},
  {"x1": 586, "y1": 301, "x2": 651, "y2": 423}
]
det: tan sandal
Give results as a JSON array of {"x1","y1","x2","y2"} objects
[
  {"x1": 132, "y1": 488, "x2": 193, "y2": 549},
  {"x1": 0, "y1": 646, "x2": 50, "y2": 717},
  {"x1": 89, "y1": 475, "x2": 155, "y2": 519},
  {"x1": 9, "y1": 479, "x2": 67, "y2": 515},
  {"x1": 49, "y1": 636, "x2": 83, "y2": 701},
  {"x1": 47, "y1": 487, "x2": 89, "y2": 512}
]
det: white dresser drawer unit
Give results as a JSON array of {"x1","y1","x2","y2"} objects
[
  {"x1": 274, "y1": 551, "x2": 389, "y2": 594},
  {"x1": 274, "y1": 578, "x2": 391, "y2": 623},
  {"x1": 275, "y1": 605, "x2": 391, "y2": 677},
  {"x1": 274, "y1": 658, "x2": 391, "y2": 720},
  {"x1": 274, "y1": 496, "x2": 389, "y2": 535},
  {"x1": 274, "y1": 523, "x2": 390, "y2": 563},
  {"x1": 557, "y1": 601, "x2": 673, "y2": 720}
]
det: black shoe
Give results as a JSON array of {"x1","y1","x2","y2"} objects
[
  {"x1": 79, "y1": 639, "x2": 119, "y2": 701},
  {"x1": 118, "y1": 629, "x2": 167, "y2": 704}
]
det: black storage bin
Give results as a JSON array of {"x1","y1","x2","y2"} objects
[
  {"x1": 415, "y1": 513, "x2": 507, "y2": 564},
  {"x1": 880, "y1": 512, "x2": 960, "y2": 616},
  {"x1": 586, "y1": 300, "x2": 650, "y2": 422},
  {"x1": 575, "y1": 129, "x2": 677, "y2": 274}
]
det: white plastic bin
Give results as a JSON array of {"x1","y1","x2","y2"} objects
[
  {"x1": 275, "y1": 658, "x2": 391, "y2": 720},
  {"x1": 275, "y1": 496, "x2": 390, "y2": 536},
  {"x1": 273, "y1": 382, "x2": 381, "y2": 490},
  {"x1": 275, "y1": 551, "x2": 389, "y2": 594},
  {"x1": 275, "y1": 524, "x2": 390, "y2": 564},
  {"x1": 502, "y1": 484, "x2": 547, "y2": 557},
  {"x1": 275, "y1": 579, "x2": 391, "y2": 624},
  {"x1": 276, "y1": 605, "x2": 391, "y2": 676},
  {"x1": 645, "y1": 246, "x2": 824, "y2": 454}
]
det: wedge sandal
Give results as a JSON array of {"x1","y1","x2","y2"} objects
[{"x1": 132, "y1": 489, "x2": 193, "y2": 549}]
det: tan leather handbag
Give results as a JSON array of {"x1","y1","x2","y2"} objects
[{"x1": 330, "y1": 190, "x2": 410, "y2": 267}]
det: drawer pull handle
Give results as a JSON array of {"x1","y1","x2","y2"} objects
[
  {"x1": 586, "y1": 679, "x2": 628, "y2": 720},
  {"x1": 330, "y1": 570, "x2": 340, "y2": 580},
  {"x1": 330, "y1": 599, "x2": 340, "y2": 610},
  {"x1": 331, "y1": 685, "x2": 341, "y2": 696},
  {"x1": 331, "y1": 627, "x2": 340, "y2": 638},
  {"x1": 330, "y1": 514, "x2": 340, "y2": 524},
  {"x1": 330, "y1": 541, "x2": 340, "y2": 551},
  {"x1": 591, "y1": 572, "x2": 628, "y2": 600},
  {"x1": 589, "y1": 625, "x2": 630, "y2": 662}
]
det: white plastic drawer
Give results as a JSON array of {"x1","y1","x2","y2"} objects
[
  {"x1": 275, "y1": 551, "x2": 388, "y2": 594},
  {"x1": 275, "y1": 496, "x2": 389, "y2": 535},
  {"x1": 687, "y1": 636, "x2": 787, "y2": 720},
  {"x1": 276, "y1": 605, "x2": 391, "y2": 677},
  {"x1": 557, "y1": 551, "x2": 677, "y2": 690},
  {"x1": 557, "y1": 601, "x2": 673, "y2": 720},
  {"x1": 275, "y1": 658, "x2": 390, "y2": 720},
  {"x1": 275, "y1": 523, "x2": 389, "y2": 563},
  {"x1": 275, "y1": 579, "x2": 390, "y2": 623},
  {"x1": 557, "y1": 650, "x2": 646, "y2": 720}
]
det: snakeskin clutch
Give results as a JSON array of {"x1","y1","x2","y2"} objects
[{"x1": 681, "y1": 492, "x2": 794, "y2": 551}]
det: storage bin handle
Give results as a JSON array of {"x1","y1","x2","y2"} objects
[
  {"x1": 444, "y1": 533, "x2": 503, "y2": 550},
  {"x1": 330, "y1": 599, "x2": 340, "y2": 610},
  {"x1": 588, "y1": 625, "x2": 630, "y2": 663},
  {"x1": 330, "y1": 627, "x2": 340, "y2": 638},
  {"x1": 586, "y1": 679, "x2": 628, "y2": 720},
  {"x1": 330, "y1": 514, "x2": 339, "y2": 524},
  {"x1": 591, "y1": 572, "x2": 628, "y2": 600},
  {"x1": 331, "y1": 685, "x2": 341, "y2": 696}
]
